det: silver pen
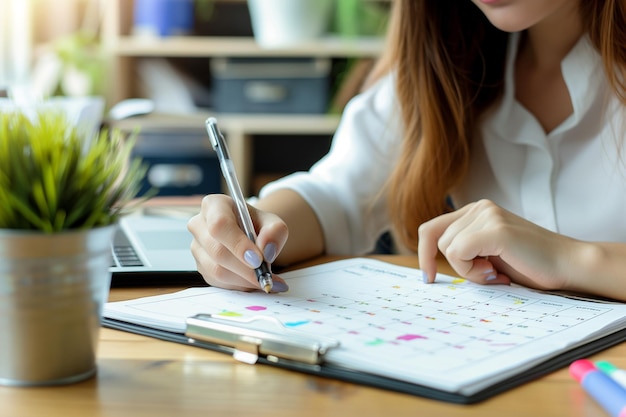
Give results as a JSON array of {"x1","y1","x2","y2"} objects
[{"x1": 205, "y1": 117, "x2": 273, "y2": 293}]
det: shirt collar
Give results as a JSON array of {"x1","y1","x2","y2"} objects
[
  {"x1": 488, "y1": 32, "x2": 604, "y2": 141},
  {"x1": 558, "y1": 34, "x2": 604, "y2": 132}
]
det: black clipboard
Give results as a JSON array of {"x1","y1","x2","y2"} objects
[{"x1": 102, "y1": 314, "x2": 626, "y2": 404}]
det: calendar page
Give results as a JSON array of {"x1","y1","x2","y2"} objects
[{"x1": 104, "y1": 258, "x2": 626, "y2": 395}]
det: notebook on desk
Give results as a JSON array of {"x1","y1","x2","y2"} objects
[
  {"x1": 103, "y1": 257, "x2": 626, "y2": 403},
  {"x1": 109, "y1": 215, "x2": 204, "y2": 286}
]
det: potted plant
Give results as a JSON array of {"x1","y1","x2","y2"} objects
[
  {"x1": 246, "y1": 0, "x2": 389, "y2": 49},
  {"x1": 0, "y1": 109, "x2": 147, "y2": 386},
  {"x1": 246, "y1": 0, "x2": 334, "y2": 48}
]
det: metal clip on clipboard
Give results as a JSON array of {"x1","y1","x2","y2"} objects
[{"x1": 185, "y1": 314, "x2": 340, "y2": 365}]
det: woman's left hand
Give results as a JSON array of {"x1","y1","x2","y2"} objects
[{"x1": 418, "y1": 199, "x2": 577, "y2": 291}]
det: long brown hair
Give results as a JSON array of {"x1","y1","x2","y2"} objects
[{"x1": 375, "y1": 0, "x2": 626, "y2": 252}]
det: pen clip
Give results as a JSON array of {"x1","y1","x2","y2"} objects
[{"x1": 205, "y1": 117, "x2": 230, "y2": 159}]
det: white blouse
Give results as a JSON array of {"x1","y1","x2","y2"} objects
[{"x1": 259, "y1": 33, "x2": 626, "y2": 255}]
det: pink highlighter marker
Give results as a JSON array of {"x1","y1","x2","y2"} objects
[{"x1": 570, "y1": 359, "x2": 626, "y2": 417}]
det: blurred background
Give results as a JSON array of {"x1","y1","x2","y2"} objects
[{"x1": 0, "y1": 0, "x2": 390, "y2": 198}]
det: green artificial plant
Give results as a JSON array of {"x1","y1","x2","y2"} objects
[{"x1": 0, "y1": 110, "x2": 148, "y2": 232}]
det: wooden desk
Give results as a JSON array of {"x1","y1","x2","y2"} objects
[{"x1": 0, "y1": 255, "x2": 621, "y2": 417}]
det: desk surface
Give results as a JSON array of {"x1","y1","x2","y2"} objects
[{"x1": 0, "y1": 255, "x2": 620, "y2": 417}]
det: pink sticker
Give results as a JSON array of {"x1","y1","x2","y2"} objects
[{"x1": 397, "y1": 334, "x2": 427, "y2": 341}]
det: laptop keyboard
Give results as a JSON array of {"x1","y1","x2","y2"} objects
[{"x1": 111, "y1": 245, "x2": 144, "y2": 267}]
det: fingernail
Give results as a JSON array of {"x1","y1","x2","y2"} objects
[
  {"x1": 422, "y1": 271, "x2": 429, "y2": 284},
  {"x1": 244, "y1": 250, "x2": 262, "y2": 268},
  {"x1": 263, "y1": 243, "x2": 278, "y2": 263},
  {"x1": 485, "y1": 274, "x2": 498, "y2": 281},
  {"x1": 271, "y1": 281, "x2": 289, "y2": 293}
]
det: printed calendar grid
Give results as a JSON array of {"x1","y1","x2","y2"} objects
[{"x1": 126, "y1": 262, "x2": 614, "y2": 374}]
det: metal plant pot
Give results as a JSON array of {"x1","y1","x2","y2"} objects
[{"x1": 0, "y1": 224, "x2": 116, "y2": 386}]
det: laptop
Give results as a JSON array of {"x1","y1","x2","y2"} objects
[{"x1": 110, "y1": 215, "x2": 205, "y2": 286}]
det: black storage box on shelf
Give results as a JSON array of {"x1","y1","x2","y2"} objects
[
  {"x1": 131, "y1": 127, "x2": 221, "y2": 197},
  {"x1": 210, "y1": 58, "x2": 331, "y2": 114}
]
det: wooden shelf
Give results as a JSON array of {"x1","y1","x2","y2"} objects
[
  {"x1": 108, "y1": 36, "x2": 385, "y2": 58},
  {"x1": 111, "y1": 112, "x2": 341, "y2": 133},
  {"x1": 102, "y1": 0, "x2": 384, "y2": 196},
  {"x1": 110, "y1": 112, "x2": 341, "y2": 195}
]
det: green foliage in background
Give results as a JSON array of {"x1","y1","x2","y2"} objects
[
  {"x1": 53, "y1": 30, "x2": 105, "y2": 97},
  {"x1": 0, "y1": 111, "x2": 149, "y2": 232},
  {"x1": 333, "y1": 0, "x2": 390, "y2": 38}
]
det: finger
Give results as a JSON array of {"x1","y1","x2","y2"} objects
[
  {"x1": 460, "y1": 257, "x2": 511, "y2": 285},
  {"x1": 190, "y1": 238, "x2": 258, "y2": 290},
  {"x1": 417, "y1": 223, "x2": 439, "y2": 284},
  {"x1": 469, "y1": 271, "x2": 511, "y2": 286},
  {"x1": 483, "y1": 273, "x2": 511, "y2": 285},
  {"x1": 436, "y1": 210, "x2": 479, "y2": 259},
  {"x1": 202, "y1": 196, "x2": 266, "y2": 286},
  {"x1": 269, "y1": 275, "x2": 289, "y2": 293},
  {"x1": 435, "y1": 201, "x2": 499, "y2": 258},
  {"x1": 418, "y1": 205, "x2": 475, "y2": 283},
  {"x1": 192, "y1": 237, "x2": 290, "y2": 293},
  {"x1": 435, "y1": 203, "x2": 509, "y2": 280},
  {"x1": 254, "y1": 210, "x2": 288, "y2": 263},
  {"x1": 188, "y1": 198, "x2": 262, "y2": 288}
]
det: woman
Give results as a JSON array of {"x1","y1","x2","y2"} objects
[{"x1": 188, "y1": 0, "x2": 626, "y2": 300}]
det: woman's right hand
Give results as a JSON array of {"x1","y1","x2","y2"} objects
[{"x1": 187, "y1": 194, "x2": 290, "y2": 292}]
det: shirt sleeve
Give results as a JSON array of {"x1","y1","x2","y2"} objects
[{"x1": 259, "y1": 74, "x2": 403, "y2": 255}]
